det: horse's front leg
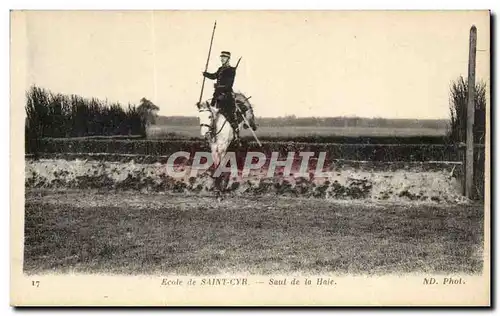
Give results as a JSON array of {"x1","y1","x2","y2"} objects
[{"x1": 211, "y1": 144, "x2": 221, "y2": 171}]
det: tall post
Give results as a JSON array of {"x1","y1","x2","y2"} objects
[
  {"x1": 198, "y1": 21, "x2": 217, "y2": 105},
  {"x1": 466, "y1": 25, "x2": 477, "y2": 199}
]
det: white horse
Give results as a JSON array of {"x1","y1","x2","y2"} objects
[{"x1": 197, "y1": 91, "x2": 256, "y2": 169}]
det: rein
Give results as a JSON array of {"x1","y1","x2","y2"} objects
[
  {"x1": 214, "y1": 119, "x2": 228, "y2": 137},
  {"x1": 198, "y1": 107, "x2": 228, "y2": 138}
]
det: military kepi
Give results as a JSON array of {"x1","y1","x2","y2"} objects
[{"x1": 220, "y1": 51, "x2": 231, "y2": 58}]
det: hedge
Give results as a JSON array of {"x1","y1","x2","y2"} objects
[{"x1": 32, "y1": 138, "x2": 464, "y2": 162}]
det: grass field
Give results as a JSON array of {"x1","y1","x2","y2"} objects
[
  {"x1": 24, "y1": 190, "x2": 483, "y2": 276},
  {"x1": 146, "y1": 125, "x2": 448, "y2": 139}
]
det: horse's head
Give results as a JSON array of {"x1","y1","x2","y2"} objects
[{"x1": 196, "y1": 100, "x2": 217, "y2": 138}]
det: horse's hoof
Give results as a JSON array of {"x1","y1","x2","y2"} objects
[{"x1": 215, "y1": 191, "x2": 223, "y2": 202}]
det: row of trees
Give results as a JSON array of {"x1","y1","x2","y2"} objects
[
  {"x1": 25, "y1": 85, "x2": 159, "y2": 153},
  {"x1": 236, "y1": 116, "x2": 448, "y2": 129},
  {"x1": 156, "y1": 115, "x2": 449, "y2": 129}
]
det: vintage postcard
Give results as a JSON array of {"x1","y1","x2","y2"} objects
[{"x1": 10, "y1": 10, "x2": 491, "y2": 306}]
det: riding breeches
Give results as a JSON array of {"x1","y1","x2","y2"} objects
[{"x1": 212, "y1": 90, "x2": 238, "y2": 127}]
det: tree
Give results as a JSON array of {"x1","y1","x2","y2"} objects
[
  {"x1": 138, "y1": 97, "x2": 160, "y2": 127},
  {"x1": 448, "y1": 75, "x2": 487, "y2": 200},
  {"x1": 448, "y1": 75, "x2": 486, "y2": 144}
]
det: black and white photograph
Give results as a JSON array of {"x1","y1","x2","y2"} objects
[{"x1": 10, "y1": 10, "x2": 491, "y2": 306}]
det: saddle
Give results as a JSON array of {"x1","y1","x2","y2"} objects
[{"x1": 209, "y1": 92, "x2": 256, "y2": 134}]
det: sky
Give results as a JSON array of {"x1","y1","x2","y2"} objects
[{"x1": 18, "y1": 10, "x2": 490, "y2": 119}]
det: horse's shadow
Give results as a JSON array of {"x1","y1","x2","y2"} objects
[{"x1": 209, "y1": 169, "x2": 235, "y2": 201}]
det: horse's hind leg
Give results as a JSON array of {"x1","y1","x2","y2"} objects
[
  {"x1": 245, "y1": 111, "x2": 257, "y2": 131},
  {"x1": 250, "y1": 120, "x2": 257, "y2": 131}
]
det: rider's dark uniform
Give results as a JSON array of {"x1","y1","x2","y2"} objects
[{"x1": 203, "y1": 51, "x2": 239, "y2": 135}]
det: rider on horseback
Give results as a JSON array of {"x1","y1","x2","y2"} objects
[{"x1": 202, "y1": 51, "x2": 240, "y2": 141}]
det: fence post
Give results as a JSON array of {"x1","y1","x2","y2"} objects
[{"x1": 466, "y1": 25, "x2": 477, "y2": 199}]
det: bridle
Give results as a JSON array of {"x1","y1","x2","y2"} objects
[
  {"x1": 198, "y1": 107, "x2": 213, "y2": 131},
  {"x1": 198, "y1": 103, "x2": 228, "y2": 138}
]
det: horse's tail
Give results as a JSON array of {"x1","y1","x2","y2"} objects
[{"x1": 234, "y1": 91, "x2": 257, "y2": 130}]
